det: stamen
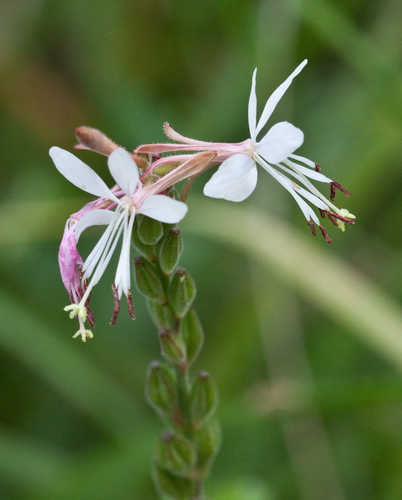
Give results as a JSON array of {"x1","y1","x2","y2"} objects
[
  {"x1": 110, "y1": 283, "x2": 120, "y2": 326},
  {"x1": 325, "y1": 210, "x2": 355, "y2": 224},
  {"x1": 308, "y1": 220, "x2": 317, "y2": 236},
  {"x1": 86, "y1": 305, "x2": 95, "y2": 327},
  {"x1": 319, "y1": 209, "x2": 326, "y2": 218},
  {"x1": 330, "y1": 181, "x2": 350, "y2": 201},
  {"x1": 127, "y1": 290, "x2": 136, "y2": 320},
  {"x1": 315, "y1": 162, "x2": 321, "y2": 172},
  {"x1": 319, "y1": 225, "x2": 332, "y2": 243},
  {"x1": 326, "y1": 212, "x2": 339, "y2": 226}
]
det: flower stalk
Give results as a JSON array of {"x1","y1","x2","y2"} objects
[{"x1": 138, "y1": 217, "x2": 220, "y2": 499}]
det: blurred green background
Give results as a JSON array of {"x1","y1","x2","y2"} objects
[{"x1": 0, "y1": 1, "x2": 401, "y2": 499}]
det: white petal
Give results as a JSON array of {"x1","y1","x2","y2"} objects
[
  {"x1": 248, "y1": 68, "x2": 257, "y2": 141},
  {"x1": 203, "y1": 154, "x2": 257, "y2": 202},
  {"x1": 49, "y1": 147, "x2": 118, "y2": 202},
  {"x1": 255, "y1": 59, "x2": 308, "y2": 137},
  {"x1": 256, "y1": 122, "x2": 304, "y2": 164},
  {"x1": 139, "y1": 195, "x2": 188, "y2": 223},
  {"x1": 108, "y1": 148, "x2": 139, "y2": 196},
  {"x1": 74, "y1": 209, "x2": 117, "y2": 240},
  {"x1": 284, "y1": 159, "x2": 332, "y2": 183}
]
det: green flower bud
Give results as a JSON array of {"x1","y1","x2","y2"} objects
[
  {"x1": 181, "y1": 309, "x2": 204, "y2": 366},
  {"x1": 159, "y1": 227, "x2": 183, "y2": 275},
  {"x1": 155, "y1": 432, "x2": 196, "y2": 475},
  {"x1": 168, "y1": 268, "x2": 197, "y2": 318},
  {"x1": 133, "y1": 224, "x2": 157, "y2": 262},
  {"x1": 146, "y1": 361, "x2": 177, "y2": 418},
  {"x1": 137, "y1": 214, "x2": 164, "y2": 245},
  {"x1": 153, "y1": 463, "x2": 193, "y2": 499},
  {"x1": 191, "y1": 371, "x2": 218, "y2": 429},
  {"x1": 195, "y1": 418, "x2": 222, "y2": 472},
  {"x1": 134, "y1": 257, "x2": 165, "y2": 302},
  {"x1": 159, "y1": 330, "x2": 186, "y2": 365},
  {"x1": 147, "y1": 299, "x2": 177, "y2": 330}
]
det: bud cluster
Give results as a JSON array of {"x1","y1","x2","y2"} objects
[{"x1": 133, "y1": 213, "x2": 220, "y2": 499}]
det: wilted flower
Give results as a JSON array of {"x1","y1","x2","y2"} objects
[{"x1": 50, "y1": 146, "x2": 188, "y2": 341}]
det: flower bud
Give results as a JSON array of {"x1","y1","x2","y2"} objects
[
  {"x1": 181, "y1": 309, "x2": 204, "y2": 366},
  {"x1": 168, "y1": 268, "x2": 196, "y2": 318},
  {"x1": 191, "y1": 371, "x2": 218, "y2": 429},
  {"x1": 159, "y1": 227, "x2": 183, "y2": 275},
  {"x1": 155, "y1": 432, "x2": 196, "y2": 475},
  {"x1": 159, "y1": 330, "x2": 186, "y2": 365},
  {"x1": 133, "y1": 225, "x2": 157, "y2": 262},
  {"x1": 136, "y1": 215, "x2": 164, "y2": 245},
  {"x1": 134, "y1": 257, "x2": 165, "y2": 302},
  {"x1": 153, "y1": 463, "x2": 193, "y2": 499},
  {"x1": 147, "y1": 299, "x2": 176, "y2": 330},
  {"x1": 195, "y1": 418, "x2": 222, "y2": 472},
  {"x1": 146, "y1": 361, "x2": 177, "y2": 418}
]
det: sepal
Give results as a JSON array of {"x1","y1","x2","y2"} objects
[
  {"x1": 147, "y1": 299, "x2": 177, "y2": 330},
  {"x1": 159, "y1": 330, "x2": 186, "y2": 365},
  {"x1": 153, "y1": 463, "x2": 194, "y2": 500},
  {"x1": 159, "y1": 227, "x2": 183, "y2": 275},
  {"x1": 195, "y1": 418, "x2": 222, "y2": 473},
  {"x1": 168, "y1": 268, "x2": 197, "y2": 318},
  {"x1": 137, "y1": 214, "x2": 164, "y2": 245},
  {"x1": 191, "y1": 371, "x2": 218, "y2": 429},
  {"x1": 155, "y1": 432, "x2": 196, "y2": 476},
  {"x1": 181, "y1": 309, "x2": 204, "y2": 366},
  {"x1": 146, "y1": 361, "x2": 177, "y2": 418},
  {"x1": 134, "y1": 257, "x2": 165, "y2": 301}
]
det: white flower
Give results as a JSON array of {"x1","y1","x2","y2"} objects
[
  {"x1": 49, "y1": 146, "x2": 187, "y2": 340},
  {"x1": 203, "y1": 60, "x2": 354, "y2": 240}
]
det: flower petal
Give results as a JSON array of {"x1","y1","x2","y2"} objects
[
  {"x1": 108, "y1": 147, "x2": 139, "y2": 196},
  {"x1": 74, "y1": 209, "x2": 117, "y2": 240},
  {"x1": 256, "y1": 122, "x2": 304, "y2": 164},
  {"x1": 203, "y1": 154, "x2": 257, "y2": 202},
  {"x1": 255, "y1": 59, "x2": 307, "y2": 137},
  {"x1": 139, "y1": 195, "x2": 188, "y2": 223},
  {"x1": 49, "y1": 147, "x2": 118, "y2": 202},
  {"x1": 248, "y1": 68, "x2": 257, "y2": 141}
]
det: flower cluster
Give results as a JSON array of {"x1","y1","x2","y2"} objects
[{"x1": 50, "y1": 59, "x2": 355, "y2": 341}]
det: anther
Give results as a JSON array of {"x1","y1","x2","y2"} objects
[
  {"x1": 308, "y1": 220, "x2": 317, "y2": 236},
  {"x1": 315, "y1": 162, "x2": 321, "y2": 172},
  {"x1": 127, "y1": 290, "x2": 136, "y2": 320},
  {"x1": 86, "y1": 305, "x2": 95, "y2": 327},
  {"x1": 330, "y1": 181, "x2": 351, "y2": 201},
  {"x1": 319, "y1": 225, "x2": 332, "y2": 243},
  {"x1": 325, "y1": 210, "x2": 355, "y2": 224},
  {"x1": 326, "y1": 212, "x2": 339, "y2": 227},
  {"x1": 110, "y1": 283, "x2": 120, "y2": 325}
]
